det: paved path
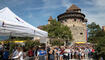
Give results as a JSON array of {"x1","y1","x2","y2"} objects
[
  {"x1": 62, "y1": 58, "x2": 93, "y2": 60},
  {"x1": 24, "y1": 56, "x2": 93, "y2": 60}
]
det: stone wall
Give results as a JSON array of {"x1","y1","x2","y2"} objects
[{"x1": 62, "y1": 19, "x2": 87, "y2": 43}]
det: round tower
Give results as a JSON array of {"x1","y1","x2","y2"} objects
[
  {"x1": 57, "y1": 4, "x2": 87, "y2": 43},
  {"x1": 48, "y1": 16, "x2": 53, "y2": 24}
]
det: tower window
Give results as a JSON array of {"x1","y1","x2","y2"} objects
[{"x1": 80, "y1": 33, "x2": 83, "y2": 35}]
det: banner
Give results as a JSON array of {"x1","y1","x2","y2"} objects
[{"x1": 102, "y1": 26, "x2": 105, "y2": 31}]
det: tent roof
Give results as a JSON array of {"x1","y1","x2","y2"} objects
[{"x1": 0, "y1": 7, "x2": 48, "y2": 37}]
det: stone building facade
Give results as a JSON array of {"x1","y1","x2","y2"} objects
[{"x1": 57, "y1": 4, "x2": 87, "y2": 43}]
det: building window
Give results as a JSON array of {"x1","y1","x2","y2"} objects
[{"x1": 80, "y1": 33, "x2": 83, "y2": 35}]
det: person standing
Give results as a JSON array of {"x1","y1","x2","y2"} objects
[
  {"x1": 49, "y1": 47, "x2": 55, "y2": 60},
  {"x1": 60, "y1": 46, "x2": 65, "y2": 60},
  {"x1": 0, "y1": 43, "x2": 3, "y2": 59},
  {"x1": 37, "y1": 47, "x2": 47, "y2": 60},
  {"x1": 0, "y1": 43, "x2": 3, "y2": 51},
  {"x1": 71, "y1": 48, "x2": 75, "y2": 59},
  {"x1": 84, "y1": 47, "x2": 89, "y2": 59},
  {"x1": 47, "y1": 46, "x2": 50, "y2": 60},
  {"x1": 0, "y1": 49, "x2": 3, "y2": 60},
  {"x1": 63, "y1": 47, "x2": 70, "y2": 60},
  {"x1": 12, "y1": 47, "x2": 24, "y2": 60},
  {"x1": 3, "y1": 48, "x2": 9, "y2": 60},
  {"x1": 28, "y1": 48, "x2": 34, "y2": 57},
  {"x1": 28, "y1": 47, "x2": 34, "y2": 60}
]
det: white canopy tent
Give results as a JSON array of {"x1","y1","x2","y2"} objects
[{"x1": 0, "y1": 7, "x2": 48, "y2": 38}]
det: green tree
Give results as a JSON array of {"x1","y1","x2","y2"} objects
[
  {"x1": 25, "y1": 40, "x2": 40, "y2": 50},
  {"x1": 51, "y1": 39, "x2": 64, "y2": 46},
  {"x1": 41, "y1": 19, "x2": 72, "y2": 45},
  {"x1": 94, "y1": 35, "x2": 105, "y2": 60},
  {"x1": 88, "y1": 22, "x2": 105, "y2": 59},
  {"x1": 10, "y1": 37, "x2": 33, "y2": 40},
  {"x1": 87, "y1": 22, "x2": 101, "y2": 43}
]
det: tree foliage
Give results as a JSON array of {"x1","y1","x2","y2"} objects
[
  {"x1": 25, "y1": 40, "x2": 40, "y2": 50},
  {"x1": 88, "y1": 22, "x2": 105, "y2": 59},
  {"x1": 10, "y1": 37, "x2": 33, "y2": 40},
  {"x1": 51, "y1": 39, "x2": 64, "y2": 46},
  {"x1": 96, "y1": 36, "x2": 105, "y2": 52},
  {"x1": 94, "y1": 34, "x2": 105, "y2": 59},
  {"x1": 87, "y1": 22, "x2": 101, "y2": 43},
  {"x1": 42, "y1": 20, "x2": 72, "y2": 41}
]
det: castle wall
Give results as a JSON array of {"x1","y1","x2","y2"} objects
[{"x1": 62, "y1": 19, "x2": 87, "y2": 43}]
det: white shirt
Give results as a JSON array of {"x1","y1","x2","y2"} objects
[
  {"x1": 13, "y1": 50, "x2": 18, "y2": 57},
  {"x1": 65, "y1": 49, "x2": 70, "y2": 53},
  {"x1": 64, "y1": 49, "x2": 70, "y2": 56},
  {"x1": 12, "y1": 51, "x2": 24, "y2": 60}
]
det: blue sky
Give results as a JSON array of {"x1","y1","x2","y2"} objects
[{"x1": 0, "y1": 0, "x2": 105, "y2": 27}]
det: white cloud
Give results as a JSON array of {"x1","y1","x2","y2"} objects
[
  {"x1": 82, "y1": 0, "x2": 105, "y2": 26},
  {"x1": 25, "y1": 0, "x2": 63, "y2": 11},
  {"x1": 92, "y1": 0, "x2": 105, "y2": 7}
]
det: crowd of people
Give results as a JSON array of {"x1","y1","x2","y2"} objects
[{"x1": 0, "y1": 43, "x2": 95, "y2": 60}]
